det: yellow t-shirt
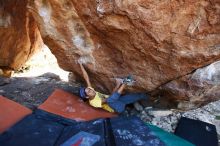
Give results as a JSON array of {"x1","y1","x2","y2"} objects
[{"x1": 89, "y1": 91, "x2": 115, "y2": 113}]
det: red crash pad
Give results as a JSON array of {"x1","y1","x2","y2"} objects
[
  {"x1": 0, "y1": 95, "x2": 32, "y2": 133},
  {"x1": 38, "y1": 89, "x2": 117, "y2": 121}
]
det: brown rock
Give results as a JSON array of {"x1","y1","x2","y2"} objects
[
  {"x1": 157, "y1": 61, "x2": 220, "y2": 110},
  {"x1": 0, "y1": 0, "x2": 43, "y2": 73},
  {"x1": 1, "y1": 0, "x2": 220, "y2": 109},
  {"x1": 0, "y1": 68, "x2": 13, "y2": 77},
  {"x1": 29, "y1": 0, "x2": 220, "y2": 93}
]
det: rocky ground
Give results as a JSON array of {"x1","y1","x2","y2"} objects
[
  {"x1": 0, "y1": 73, "x2": 79, "y2": 109},
  {"x1": 0, "y1": 46, "x2": 220, "y2": 144},
  {"x1": 126, "y1": 102, "x2": 220, "y2": 145},
  {"x1": 0, "y1": 46, "x2": 79, "y2": 109},
  {"x1": 131, "y1": 101, "x2": 220, "y2": 135}
]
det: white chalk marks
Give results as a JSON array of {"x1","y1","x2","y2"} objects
[
  {"x1": 116, "y1": 129, "x2": 145, "y2": 145},
  {"x1": 0, "y1": 7, "x2": 11, "y2": 27},
  {"x1": 187, "y1": 16, "x2": 202, "y2": 35},
  {"x1": 38, "y1": 2, "x2": 51, "y2": 23},
  {"x1": 96, "y1": 0, "x2": 114, "y2": 15}
]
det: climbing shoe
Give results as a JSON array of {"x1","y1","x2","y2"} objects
[{"x1": 123, "y1": 75, "x2": 135, "y2": 86}]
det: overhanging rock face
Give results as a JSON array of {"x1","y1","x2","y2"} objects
[
  {"x1": 0, "y1": 0, "x2": 220, "y2": 109},
  {"x1": 0, "y1": 0, "x2": 43, "y2": 74},
  {"x1": 30, "y1": 0, "x2": 220, "y2": 93}
]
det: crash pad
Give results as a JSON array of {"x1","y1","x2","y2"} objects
[
  {"x1": 56, "y1": 119, "x2": 106, "y2": 146},
  {"x1": 175, "y1": 117, "x2": 218, "y2": 146},
  {"x1": 146, "y1": 123, "x2": 194, "y2": 146},
  {"x1": 0, "y1": 112, "x2": 168, "y2": 146},
  {"x1": 0, "y1": 95, "x2": 32, "y2": 133},
  {"x1": 0, "y1": 112, "x2": 65, "y2": 146},
  {"x1": 110, "y1": 116, "x2": 166, "y2": 146},
  {"x1": 38, "y1": 89, "x2": 117, "y2": 121}
]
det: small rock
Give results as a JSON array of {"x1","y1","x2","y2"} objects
[
  {"x1": 148, "y1": 110, "x2": 173, "y2": 117},
  {"x1": 144, "y1": 107, "x2": 153, "y2": 111},
  {"x1": 141, "y1": 110, "x2": 147, "y2": 115},
  {"x1": 178, "y1": 102, "x2": 196, "y2": 110},
  {"x1": 133, "y1": 102, "x2": 143, "y2": 111}
]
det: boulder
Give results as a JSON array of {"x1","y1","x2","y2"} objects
[
  {"x1": 29, "y1": 0, "x2": 220, "y2": 93},
  {"x1": 0, "y1": 0, "x2": 43, "y2": 76},
  {"x1": 0, "y1": 0, "x2": 220, "y2": 109},
  {"x1": 157, "y1": 61, "x2": 220, "y2": 109}
]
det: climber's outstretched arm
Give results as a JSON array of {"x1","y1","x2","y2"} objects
[{"x1": 79, "y1": 63, "x2": 92, "y2": 87}]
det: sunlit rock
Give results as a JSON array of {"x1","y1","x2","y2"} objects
[
  {"x1": 29, "y1": 0, "x2": 220, "y2": 93},
  {"x1": 0, "y1": 0, "x2": 43, "y2": 74}
]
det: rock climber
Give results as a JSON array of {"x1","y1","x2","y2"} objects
[{"x1": 78, "y1": 62, "x2": 148, "y2": 113}]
